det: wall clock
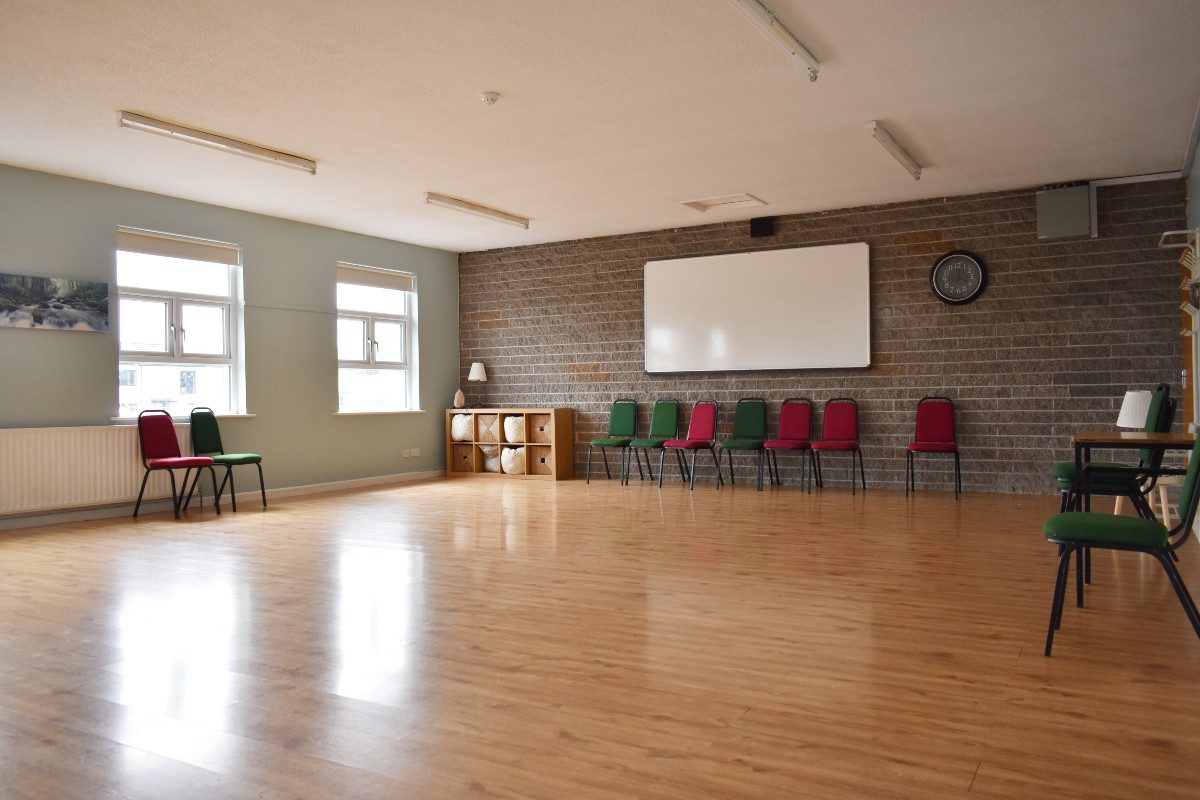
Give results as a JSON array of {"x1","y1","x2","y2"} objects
[{"x1": 930, "y1": 251, "x2": 987, "y2": 305}]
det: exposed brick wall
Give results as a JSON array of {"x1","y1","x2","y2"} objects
[{"x1": 458, "y1": 181, "x2": 1185, "y2": 493}]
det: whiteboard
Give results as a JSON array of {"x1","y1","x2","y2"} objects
[{"x1": 644, "y1": 243, "x2": 870, "y2": 372}]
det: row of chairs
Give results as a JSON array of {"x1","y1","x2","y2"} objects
[
  {"x1": 586, "y1": 397, "x2": 961, "y2": 494},
  {"x1": 133, "y1": 408, "x2": 267, "y2": 519}
]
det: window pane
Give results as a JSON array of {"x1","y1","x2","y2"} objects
[
  {"x1": 337, "y1": 282, "x2": 407, "y2": 315},
  {"x1": 117, "y1": 362, "x2": 231, "y2": 418},
  {"x1": 338, "y1": 368, "x2": 407, "y2": 412},
  {"x1": 181, "y1": 303, "x2": 227, "y2": 355},
  {"x1": 119, "y1": 297, "x2": 170, "y2": 352},
  {"x1": 117, "y1": 251, "x2": 230, "y2": 297},
  {"x1": 337, "y1": 317, "x2": 366, "y2": 361},
  {"x1": 373, "y1": 320, "x2": 406, "y2": 363}
]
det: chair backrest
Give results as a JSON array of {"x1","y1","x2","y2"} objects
[
  {"x1": 190, "y1": 407, "x2": 225, "y2": 456},
  {"x1": 608, "y1": 399, "x2": 638, "y2": 438},
  {"x1": 821, "y1": 398, "x2": 859, "y2": 442},
  {"x1": 685, "y1": 401, "x2": 718, "y2": 442},
  {"x1": 1138, "y1": 383, "x2": 1171, "y2": 464},
  {"x1": 778, "y1": 398, "x2": 813, "y2": 441},
  {"x1": 914, "y1": 397, "x2": 956, "y2": 445},
  {"x1": 137, "y1": 410, "x2": 181, "y2": 463},
  {"x1": 648, "y1": 400, "x2": 681, "y2": 439},
  {"x1": 1170, "y1": 431, "x2": 1200, "y2": 547},
  {"x1": 732, "y1": 398, "x2": 767, "y2": 439}
]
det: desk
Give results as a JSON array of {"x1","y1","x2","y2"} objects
[{"x1": 1070, "y1": 430, "x2": 1195, "y2": 512}]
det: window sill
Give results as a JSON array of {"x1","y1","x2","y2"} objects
[
  {"x1": 334, "y1": 410, "x2": 425, "y2": 416},
  {"x1": 110, "y1": 413, "x2": 257, "y2": 424}
]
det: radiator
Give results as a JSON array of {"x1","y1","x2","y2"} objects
[{"x1": 0, "y1": 424, "x2": 196, "y2": 516}]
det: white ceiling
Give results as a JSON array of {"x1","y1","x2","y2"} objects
[{"x1": 2, "y1": 0, "x2": 1198, "y2": 253}]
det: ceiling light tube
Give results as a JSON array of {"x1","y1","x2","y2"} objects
[
  {"x1": 424, "y1": 192, "x2": 530, "y2": 229},
  {"x1": 867, "y1": 121, "x2": 922, "y2": 180},
  {"x1": 726, "y1": 0, "x2": 820, "y2": 81},
  {"x1": 119, "y1": 111, "x2": 317, "y2": 174}
]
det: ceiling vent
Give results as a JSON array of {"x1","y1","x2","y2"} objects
[{"x1": 681, "y1": 193, "x2": 767, "y2": 212}]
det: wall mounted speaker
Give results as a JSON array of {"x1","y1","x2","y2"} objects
[
  {"x1": 750, "y1": 217, "x2": 776, "y2": 238},
  {"x1": 1036, "y1": 185, "x2": 1095, "y2": 239}
]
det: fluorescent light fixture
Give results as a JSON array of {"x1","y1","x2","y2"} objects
[
  {"x1": 726, "y1": 0, "x2": 820, "y2": 81},
  {"x1": 424, "y1": 192, "x2": 530, "y2": 228},
  {"x1": 866, "y1": 121, "x2": 922, "y2": 180},
  {"x1": 681, "y1": 193, "x2": 767, "y2": 212},
  {"x1": 119, "y1": 111, "x2": 316, "y2": 174}
]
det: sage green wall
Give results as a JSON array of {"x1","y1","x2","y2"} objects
[{"x1": 0, "y1": 163, "x2": 458, "y2": 486}]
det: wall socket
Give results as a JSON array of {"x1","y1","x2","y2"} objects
[{"x1": 401, "y1": 448, "x2": 420, "y2": 458}]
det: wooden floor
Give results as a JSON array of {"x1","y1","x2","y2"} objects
[{"x1": 1, "y1": 476, "x2": 1198, "y2": 799}]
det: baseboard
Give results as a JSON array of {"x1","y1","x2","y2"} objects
[{"x1": 0, "y1": 469, "x2": 445, "y2": 532}]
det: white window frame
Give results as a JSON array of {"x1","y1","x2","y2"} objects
[
  {"x1": 336, "y1": 263, "x2": 417, "y2": 413},
  {"x1": 116, "y1": 229, "x2": 246, "y2": 418}
]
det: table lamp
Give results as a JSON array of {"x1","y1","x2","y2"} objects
[
  {"x1": 1116, "y1": 389, "x2": 1152, "y2": 429},
  {"x1": 468, "y1": 361, "x2": 487, "y2": 407}
]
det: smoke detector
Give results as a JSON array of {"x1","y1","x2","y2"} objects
[{"x1": 481, "y1": 91, "x2": 500, "y2": 106}]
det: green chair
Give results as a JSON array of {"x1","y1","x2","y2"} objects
[
  {"x1": 586, "y1": 399, "x2": 637, "y2": 483},
  {"x1": 622, "y1": 400, "x2": 681, "y2": 485},
  {"x1": 188, "y1": 407, "x2": 266, "y2": 511},
  {"x1": 1043, "y1": 433, "x2": 1200, "y2": 656},
  {"x1": 1054, "y1": 383, "x2": 1174, "y2": 517},
  {"x1": 718, "y1": 398, "x2": 768, "y2": 490}
]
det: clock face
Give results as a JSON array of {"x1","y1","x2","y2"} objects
[{"x1": 930, "y1": 251, "x2": 986, "y2": 305}]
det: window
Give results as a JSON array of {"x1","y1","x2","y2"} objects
[
  {"x1": 336, "y1": 263, "x2": 416, "y2": 412},
  {"x1": 116, "y1": 229, "x2": 244, "y2": 418}
]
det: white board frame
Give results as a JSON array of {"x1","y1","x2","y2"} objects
[{"x1": 643, "y1": 242, "x2": 870, "y2": 373}]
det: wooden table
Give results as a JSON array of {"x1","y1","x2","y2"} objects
[{"x1": 1070, "y1": 430, "x2": 1195, "y2": 511}]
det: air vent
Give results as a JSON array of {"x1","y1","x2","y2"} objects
[{"x1": 681, "y1": 193, "x2": 766, "y2": 212}]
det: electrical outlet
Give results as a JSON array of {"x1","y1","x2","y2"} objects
[
  {"x1": 410, "y1": 448, "x2": 420, "y2": 457},
  {"x1": 401, "y1": 448, "x2": 410, "y2": 458}
]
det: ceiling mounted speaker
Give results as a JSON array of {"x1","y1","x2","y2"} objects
[{"x1": 750, "y1": 217, "x2": 776, "y2": 238}]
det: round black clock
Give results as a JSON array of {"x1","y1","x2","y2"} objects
[{"x1": 930, "y1": 251, "x2": 987, "y2": 305}]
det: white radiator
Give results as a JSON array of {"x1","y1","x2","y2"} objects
[{"x1": 0, "y1": 424, "x2": 196, "y2": 516}]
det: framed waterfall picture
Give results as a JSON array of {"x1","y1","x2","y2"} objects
[{"x1": 0, "y1": 271, "x2": 109, "y2": 331}]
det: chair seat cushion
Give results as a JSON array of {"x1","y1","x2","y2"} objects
[
  {"x1": 811, "y1": 440, "x2": 859, "y2": 451},
  {"x1": 908, "y1": 442, "x2": 957, "y2": 453},
  {"x1": 663, "y1": 439, "x2": 712, "y2": 449},
  {"x1": 1053, "y1": 460, "x2": 1142, "y2": 493},
  {"x1": 720, "y1": 437, "x2": 764, "y2": 450},
  {"x1": 148, "y1": 456, "x2": 214, "y2": 469},
  {"x1": 591, "y1": 437, "x2": 632, "y2": 447},
  {"x1": 1044, "y1": 512, "x2": 1169, "y2": 548},
  {"x1": 764, "y1": 438, "x2": 810, "y2": 450},
  {"x1": 1053, "y1": 460, "x2": 1130, "y2": 479},
  {"x1": 213, "y1": 453, "x2": 262, "y2": 465},
  {"x1": 629, "y1": 437, "x2": 668, "y2": 449}
]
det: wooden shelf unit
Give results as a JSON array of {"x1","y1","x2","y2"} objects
[{"x1": 445, "y1": 408, "x2": 574, "y2": 480}]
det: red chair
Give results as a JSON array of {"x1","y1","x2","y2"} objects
[
  {"x1": 906, "y1": 396, "x2": 961, "y2": 498},
  {"x1": 810, "y1": 398, "x2": 866, "y2": 494},
  {"x1": 763, "y1": 398, "x2": 814, "y2": 491},
  {"x1": 133, "y1": 410, "x2": 220, "y2": 519},
  {"x1": 659, "y1": 400, "x2": 723, "y2": 490}
]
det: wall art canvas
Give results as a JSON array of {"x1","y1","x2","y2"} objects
[{"x1": 0, "y1": 272, "x2": 109, "y2": 331}]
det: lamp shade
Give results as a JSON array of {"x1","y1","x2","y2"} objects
[
  {"x1": 467, "y1": 362, "x2": 487, "y2": 382},
  {"x1": 1115, "y1": 389, "x2": 1152, "y2": 429}
]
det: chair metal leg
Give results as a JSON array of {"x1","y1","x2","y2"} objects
[
  {"x1": 850, "y1": 452, "x2": 856, "y2": 496},
  {"x1": 689, "y1": 450, "x2": 698, "y2": 490},
  {"x1": 182, "y1": 468, "x2": 202, "y2": 511},
  {"x1": 726, "y1": 448, "x2": 735, "y2": 485},
  {"x1": 133, "y1": 469, "x2": 152, "y2": 518},
  {"x1": 954, "y1": 452, "x2": 961, "y2": 498},
  {"x1": 168, "y1": 469, "x2": 181, "y2": 519},
  {"x1": 635, "y1": 449, "x2": 644, "y2": 481},
  {"x1": 1045, "y1": 546, "x2": 1073, "y2": 656},
  {"x1": 586, "y1": 446, "x2": 593, "y2": 484},
  {"x1": 216, "y1": 466, "x2": 227, "y2": 513},
  {"x1": 642, "y1": 449, "x2": 654, "y2": 481},
  {"x1": 601, "y1": 448, "x2": 612, "y2": 479},
  {"x1": 257, "y1": 462, "x2": 267, "y2": 507},
  {"x1": 710, "y1": 447, "x2": 723, "y2": 487},
  {"x1": 1154, "y1": 551, "x2": 1200, "y2": 639},
  {"x1": 1084, "y1": 546, "x2": 1091, "y2": 585},
  {"x1": 658, "y1": 448, "x2": 667, "y2": 488},
  {"x1": 905, "y1": 452, "x2": 912, "y2": 497},
  {"x1": 676, "y1": 450, "x2": 689, "y2": 482},
  {"x1": 1075, "y1": 547, "x2": 1085, "y2": 608},
  {"x1": 757, "y1": 449, "x2": 764, "y2": 491},
  {"x1": 858, "y1": 448, "x2": 867, "y2": 491},
  {"x1": 620, "y1": 447, "x2": 629, "y2": 485}
]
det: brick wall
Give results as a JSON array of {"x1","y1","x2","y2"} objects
[{"x1": 458, "y1": 180, "x2": 1185, "y2": 493}]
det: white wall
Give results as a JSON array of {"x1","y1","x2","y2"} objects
[{"x1": 0, "y1": 164, "x2": 459, "y2": 487}]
